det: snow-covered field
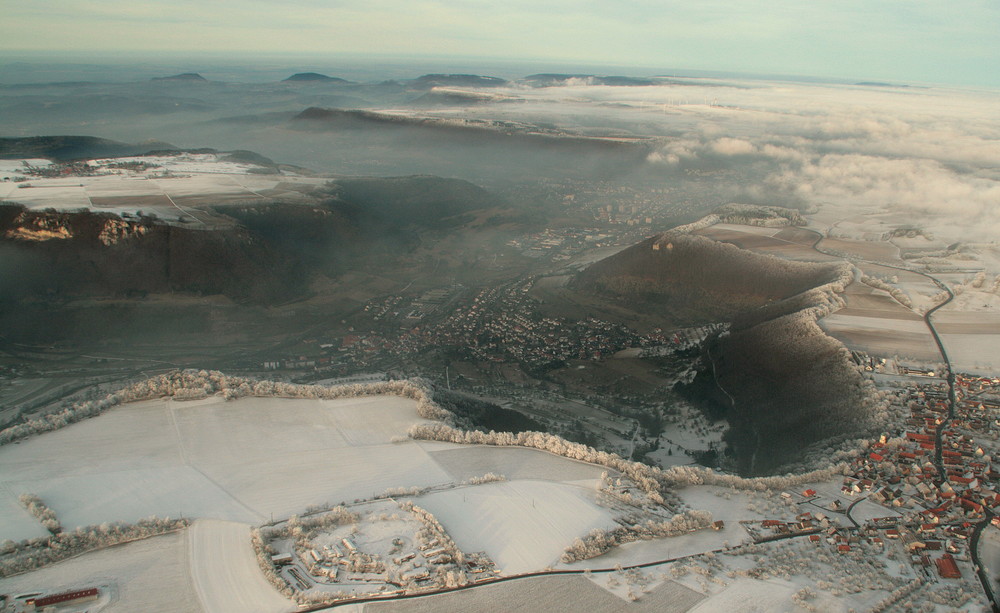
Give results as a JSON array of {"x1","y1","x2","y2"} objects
[
  {"x1": 981, "y1": 525, "x2": 1000, "y2": 598},
  {"x1": 188, "y1": 519, "x2": 294, "y2": 613},
  {"x1": 820, "y1": 312, "x2": 940, "y2": 360},
  {"x1": 0, "y1": 395, "x2": 448, "y2": 539},
  {"x1": 932, "y1": 311, "x2": 1000, "y2": 375},
  {"x1": 0, "y1": 154, "x2": 328, "y2": 215},
  {"x1": 688, "y1": 577, "x2": 797, "y2": 613},
  {"x1": 363, "y1": 575, "x2": 633, "y2": 613},
  {"x1": 416, "y1": 480, "x2": 618, "y2": 574},
  {"x1": 425, "y1": 445, "x2": 606, "y2": 483},
  {"x1": 0, "y1": 532, "x2": 202, "y2": 613}
]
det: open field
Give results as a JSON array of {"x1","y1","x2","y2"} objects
[
  {"x1": 189, "y1": 519, "x2": 294, "y2": 613},
  {"x1": 693, "y1": 225, "x2": 830, "y2": 262},
  {"x1": 363, "y1": 574, "x2": 676, "y2": 613},
  {"x1": 0, "y1": 156, "x2": 328, "y2": 217},
  {"x1": 0, "y1": 532, "x2": 202, "y2": 613},
  {"x1": 0, "y1": 395, "x2": 449, "y2": 540},
  {"x1": 687, "y1": 577, "x2": 797, "y2": 613},
  {"x1": 981, "y1": 526, "x2": 1000, "y2": 599},
  {"x1": 426, "y1": 446, "x2": 605, "y2": 483},
  {"x1": 933, "y1": 311, "x2": 1000, "y2": 373},
  {"x1": 0, "y1": 484, "x2": 51, "y2": 542},
  {"x1": 416, "y1": 480, "x2": 618, "y2": 574},
  {"x1": 820, "y1": 313, "x2": 940, "y2": 361},
  {"x1": 820, "y1": 237, "x2": 902, "y2": 263},
  {"x1": 818, "y1": 279, "x2": 941, "y2": 361}
]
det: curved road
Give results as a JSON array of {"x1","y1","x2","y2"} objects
[{"x1": 806, "y1": 228, "x2": 998, "y2": 612}]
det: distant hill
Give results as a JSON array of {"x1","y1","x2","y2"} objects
[
  {"x1": 151, "y1": 73, "x2": 207, "y2": 82},
  {"x1": 282, "y1": 72, "x2": 348, "y2": 83},
  {"x1": 411, "y1": 74, "x2": 508, "y2": 89},
  {"x1": 0, "y1": 136, "x2": 177, "y2": 162},
  {"x1": 290, "y1": 107, "x2": 652, "y2": 154}
]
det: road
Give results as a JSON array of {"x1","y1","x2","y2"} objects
[{"x1": 806, "y1": 229, "x2": 999, "y2": 612}]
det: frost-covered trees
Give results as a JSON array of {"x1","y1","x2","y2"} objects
[
  {"x1": 861, "y1": 275, "x2": 913, "y2": 308},
  {"x1": 561, "y1": 510, "x2": 714, "y2": 563},
  {"x1": 0, "y1": 516, "x2": 187, "y2": 577},
  {"x1": 409, "y1": 422, "x2": 851, "y2": 501},
  {"x1": 0, "y1": 370, "x2": 455, "y2": 446},
  {"x1": 18, "y1": 493, "x2": 61, "y2": 535}
]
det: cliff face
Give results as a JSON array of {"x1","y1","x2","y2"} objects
[
  {"x1": 578, "y1": 231, "x2": 878, "y2": 475},
  {"x1": 0, "y1": 206, "x2": 303, "y2": 305}
]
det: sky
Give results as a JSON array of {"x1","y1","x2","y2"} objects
[{"x1": 2, "y1": 0, "x2": 999, "y2": 87}]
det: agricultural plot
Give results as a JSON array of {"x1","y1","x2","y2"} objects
[
  {"x1": 189, "y1": 519, "x2": 294, "y2": 613},
  {"x1": 0, "y1": 155, "x2": 326, "y2": 215},
  {"x1": 363, "y1": 575, "x2": 631, "y2": 613},
  {"x1": 416, "y1": 480, "x2": 618, "y2": 574},
  {"x1": 687, "y1": 577, "x2": 797, "y2": 613},
  {"x1": 694, "y1": 225, "x2": 826, "y2": 261},
  {"x1": 933, "y1": 311, "x2": 1000, "y2": 375},
  {"x1": 0, "y1": 395, "x2": 447, "y2": 540},
  {"x1": 426, "y1": 446, "x2": 605, "y2": 483},
  {"x1": 0, "y1": 532, "x2": 201, "y2": 613},
  {"x1": 820, "y1": 237, "x2": 901, "y2": 263},
  {"x1": 0, "y1": 486, "x2": 51, "y2": 542},
  {"x1": 980, "y1": 526, "x2": 1000, "y2": 598},
  {"x1": 820, "y1": 280, "x2": 940, "y2": 361}
]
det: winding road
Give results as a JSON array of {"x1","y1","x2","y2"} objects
[{"x1": 805, "y1": 228, "x2": 998, "y2": 612}]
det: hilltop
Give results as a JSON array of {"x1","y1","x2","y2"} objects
[
  {"x1": 0, "y1": 136, "x2": 177, "y2": 162},
  {"x1": 282, "y1": 72, "x2": 348, "y2": 83},
  {"x1": 150, "y1": 73, "x2": 208, "y2": 82}
]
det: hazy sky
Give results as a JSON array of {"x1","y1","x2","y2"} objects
[{"x1": 3, "y1": 0, "x2": 999, "y2": 86}]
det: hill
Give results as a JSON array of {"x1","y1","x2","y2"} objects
[
  {"x1": 0, "y1": 136, "x2": 177, "y2": 162},
  {"x1": 151, "y1": 73, "x2": 207, "y2": 82},
  {"x1": 411, "y1": 74, "x2": 508, "y2": 89},
  {"x1": 574, "y1": 232, "x2": 837, "y2": 321},
  {"x1": 282, "y1": 72, "x2": 348, "y2": 83},
  {"x1": 574, "y1": 231, "x2": 878, "y2": 475}
]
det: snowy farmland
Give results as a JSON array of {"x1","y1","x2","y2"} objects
[
  {"x1": 0, "y1": 532, "x2": 204, "y2": 613},
  {"x1": 416, "y1": 480, "x2": 618, "y2": 574},
  {"x1": 0, "y1": 395, "x2": 450, "y2": 540},
  {"x1": 0, "y1": 154, "x2": 328, "y2": 218}
]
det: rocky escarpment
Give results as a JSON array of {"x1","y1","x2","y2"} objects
[
  {"x1": 0, "y1": 204, "x2": 303, "y2": 305},
  {"x1": 577, "y1": 230, "x2": 882, "y2": 475}
]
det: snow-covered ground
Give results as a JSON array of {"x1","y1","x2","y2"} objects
[
  {"x1": 0, "y1": 395, "x2": 448, "y2": 539},
  {"x1": 980, "y1": 525, "x2": 1000, "y2": 599},
  {"x1": 424, "y1": 445, "x2": 606, "y2": 483},
  {"x1": 0, "y1": 154, "x2": 327, "y2": 215},
  {"x1": 188, "y1": 518, "x2": 294, "y2": 613},
  {"x1": 0, "y1": 532, "x2": 202, "y2": 613},
  {"x1": 416, "y1": 480, "x2": 618, "y2": 574}
]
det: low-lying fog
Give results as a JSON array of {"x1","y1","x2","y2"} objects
[{"x1": 3, "y1": 60, "x2": 997, "y2": 243}]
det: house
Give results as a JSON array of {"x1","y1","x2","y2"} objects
[{"x1": 936, "y1": 554, "x2": 962, "y2": 579}]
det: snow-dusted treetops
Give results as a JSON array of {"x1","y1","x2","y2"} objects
[{"x1": 1, "y1": 370, "x2": 857, "y2": 493}]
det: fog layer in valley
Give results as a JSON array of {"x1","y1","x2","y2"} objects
[{"x1": 2, "y1": 61, "x2": 998, "y2": 476}]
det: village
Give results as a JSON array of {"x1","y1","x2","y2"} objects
[{"x1": 739, "y1": 372, "x2": 1000, "y2": 604}]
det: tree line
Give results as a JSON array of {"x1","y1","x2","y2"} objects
[{"x1": 0, "y1": 516, "x2": 188, "y2": 577}]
